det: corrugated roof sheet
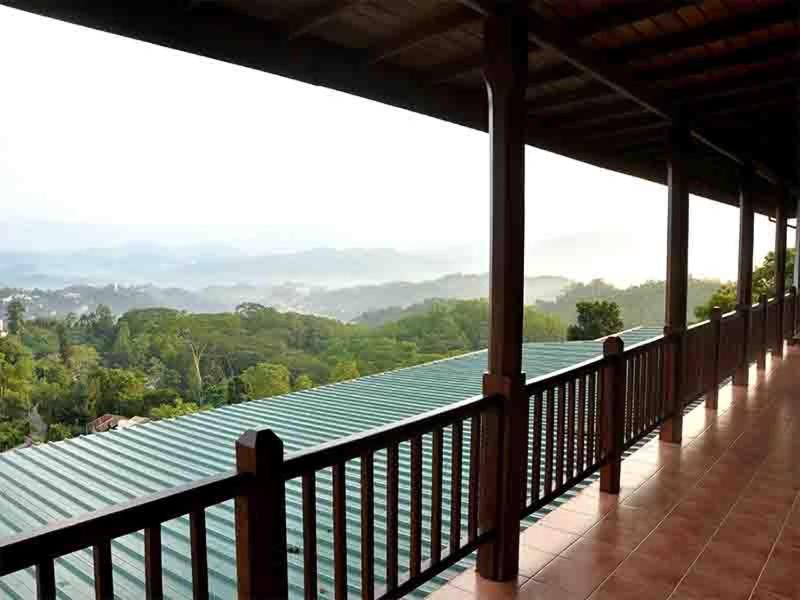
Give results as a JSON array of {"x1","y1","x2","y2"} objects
[{"x1": 0, "y1": 327, "x2": 662, "y2": 599}]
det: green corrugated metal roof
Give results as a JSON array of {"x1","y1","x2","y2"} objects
[{"x1": 0, "y1": 327, "x2": 661, "y2": 599}]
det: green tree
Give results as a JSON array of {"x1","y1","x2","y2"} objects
[
  {"x1": 240, "y1": 363, "x2": 291, "y2": 399},
  {"x1": 331, "y1": 360, "x2": 360, "y2": 382},
  {"x1": 109, "y1": 322, "x2": 134, "y2": 368},
  {"x1": 46, "y1": 422, "x2": 73, "y2": 442},
  {"x1": 293, "y1": 374, "x2": 314, "y2": 391},
  {"x1": 87, "y1": 368, "x2": 146, "y2": 417},
  {"x1": 150, "y1": 398, "x2": 202, "y2": 420},
  {"x1": 567, "y1": 301, "x2": 624, "y2": 341},
  {"x1": 693, "y1": 283, "x2": 736, "y2": 321},
  {"x1": 523, "y1": 306, "x2": 566, "y2": 342},
  {"x1": 0, "y1": 419, "x2": 30, "y2": 451},
  {"x1": 227, "y1": 375, "x2": 248, "y2": 405},
  {"x1": 7, "y1": 299, "x2": 26, "y2": 335}
]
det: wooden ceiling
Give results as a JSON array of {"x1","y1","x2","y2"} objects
[{"x1": 5, "y1": 0, "x2": 798, "y2": 214}]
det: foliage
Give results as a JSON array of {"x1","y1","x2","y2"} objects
[
  {"x1": 693, "y1": 250, "x2": 796, "y2": 322},
  {"x1": 331, "y1": 360, "x2": 360, "y2": 382},
  {"x1": 0, "y1": 419, "x2": 30, "y2": 451},
  {"x1": 6, "y1": 299, "x2": 26, "y2": 335},
  {"x1": 46, "y1": 422, "x2": 73, "y2": 442},
  {"x1": 240, "y1": 363, "x2": 291, "y2": 399},
  {"x1": 293, "y1": 374, "x2": 314, "y2": 391},
  {"x1": 150, "y1": 399, "x2": 202, "y2": 420},
  {"x1": 567, "y1": 301, "x2": 624, "y2": 341}
]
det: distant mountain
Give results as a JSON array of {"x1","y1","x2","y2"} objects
[
  {"x1": 0, "y1": 246, "x2": 470, "y2": 290},
  {"x1": 535, "y1": 278, "x2": 723, "y2": 326},
  {"x1": 330, "y1": 274, "x2": 571, "y2": 323}
]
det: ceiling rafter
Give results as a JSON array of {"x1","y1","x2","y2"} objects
[
  {"x1": 526, "y1": 3, "x2": 798, "y2": 90},
  {"x1": 520, "y1": 9, "x2": 786, "y2": 187},
  {"x1": 365, "y1": 5, "x2": 478, "y2": 66},
  {"x1": 285, "y1": 0, "x2": 361, "y2": 41},
  {"x1": 433, "y1": 0, "x2": 703, "y2": 83}
]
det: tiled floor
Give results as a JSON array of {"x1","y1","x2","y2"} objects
[{"x1": 430, "y1": 347, "x2": 798, "y2": 600}]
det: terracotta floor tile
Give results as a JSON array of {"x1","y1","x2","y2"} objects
[
  {"x1": 612, "y1": 551, "x2": 687, "y2": 590},
  {"x1": 520, "y1": 524, "x2": 579, "y2": 555},
  {"x1": 428, "y1": 584, "x2": 475, "y2": 599},
  {"x1": 517, "y1": 545, "x2": 558, "y2": 577},
  {"x1": 675, "y1": 562, "x2": 757, "y2": 600},
  {"x1": 581, "y1": 518, "x2": 649, "y2": 552},
  {"x1": 558, "y1": 536, "x2": 630, "y2": 568},
  {"x1": 516, "y1": 580, "x2": 583, "y2": 600},
  {"x1": 587, "y1": 572, "x2": 674, "y2": 600},
  {"x1": 559, "y1": 492, "x2": 620, "y2": 517},
  {"x1": 531, "y1": 556, "x2": 610, "y2": 597},
  {"x1": 537, "y1": 509, "x2": 602, "y2": 536},
  {"x1": 449, "y1": 570, "x2": 528, "y2": 598}
]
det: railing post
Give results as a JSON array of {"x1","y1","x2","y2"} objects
[
  {"x1": 707, "y1": 307, "x2": 722, "y2": 409},
  {"x1": 600, "y1": 337, "x2": 625, "y2": 494},
  {"x1": 235, "y1": 429, "x2": 288, "y2": 600},
  {"x1": 774, "y1": 200, "x2": 787, "y2": 358},
  {"x1": 758, "y1": 295, "x2": 768, "y2": 370},
  {"x1": 733, "y1": 165, "x2": 754, "y2": 385},
  {"x1": 790, "y1": 286, "x2": 798, "y2": 343}
]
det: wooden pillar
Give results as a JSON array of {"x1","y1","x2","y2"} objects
[
  {"x1": 477, "y1": 0, "x2": 528, "y2": 583},
  {"x1": 600, "y1": 337, "x2": 625, "y2": 494},
  {"x1": 733, "y1": 168, "x2": 754, "y2": 385},
  {"x1": 235, "y1": 429, "x2": 288, "y2": 599},
  {"x1": 774, "y1": 199, "x2": 788, "y2": 358},
  {"x1": 758, "y1": 294, "x2": 768, "y2": 370},
  {"x1": 707, "y1": 307, "x2": 722, "y2": 410},
  {"x1": 660, "y1": 123, "x2": 690, "y2": 444}
]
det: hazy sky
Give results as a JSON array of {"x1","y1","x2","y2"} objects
[{"x1": 0, "y1": 6, "x2": 793, "y2": 286}]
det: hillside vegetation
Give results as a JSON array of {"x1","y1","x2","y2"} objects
[{"x1": 0, "y1": 300, "x2": 565, "y2": 450}]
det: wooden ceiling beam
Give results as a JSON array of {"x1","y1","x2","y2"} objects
[
  {"x1": 522, "y1": 9, "x2": 786, "y2": 188},
  {"x1": 435, "y1": 0, "x2": 702, "y2": 82},
  {"x1": 285, "y1": 0, "x2": 361, "y2": 41},
  {"x1": 526, "y1": 3, "x2": 798, "y2": 90},
  {"x1": 365, "y1": 6, "x2": 478, "y2": 65},
  {"x1": 529, "y1": 60, "x2": 799, "y2": 117}
]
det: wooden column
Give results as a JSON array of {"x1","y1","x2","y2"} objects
[
  {"x1": 707, "y1": 307, "x2": 722, "y2": 410},
  {"x1": 733, "y1": 168, "x2": 754, "y2": 385},
  {"x1": 758, "y1": 294, "x2": 768, "y2": 370},
  {"x1": 235, "y1": 429, "x2": 288, "y2": 599},
  {"x1": 477, "y1": 0, "x2": 528, "y2": 583},
  {"x1": 774, "y1": 199, "x2": 788, "y2": 358},
  {"x1": 660, "y1": 124, "x2": 690, "y2": 445},
  {"x1": 600, "y1": 337, "x2": 625, "y2": 494}
]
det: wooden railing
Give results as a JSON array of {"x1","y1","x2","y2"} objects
[
  {"x1": 2, "y1": 292, "x2": 797, "y2": 599},
  {"x1": 521, "y1": 354, "x2": 608, "y2": 516},
  {"x1": 279, "y1": 393, "x2": 500, "y2": 599},
  {"x1": 0, "y1": 471, "x2": 246, "y2": 599}
]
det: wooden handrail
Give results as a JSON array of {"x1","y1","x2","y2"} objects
[
  {"x1": 283, "y1": 392, "x2": 500, "y2": 480},
  {"x1": 0, "y1": 471, "x2": 246, "y2": 576}
]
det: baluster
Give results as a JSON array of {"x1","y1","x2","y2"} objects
[
  {"x1": 410, "y1": 437, "x2": 423, "y2": 577},
  {"x1": 627, "y1": 354, "x2": 637, "y2": 440},
  {"x1": 544, "y1": 388, "x2": 555, "y2": 493},
  {"x1": 467, "y1": 416, "x2": 481, "y2": 540},
  {"x1": 449, "y1": 421, "x2": 463, "y2": 553},
  {"x1": 637, "y1": 352, "x2": 646, "y2": 433},
  {"x1": 531, "y1": 391, "x2": 543, "y2": 502},
  {"x1": 302, "y1": 473, "x2": 318, "y2": 600},
  {"x1": 576, "y1": 375, "x2": 585, "y2": 472},
  {"x1": 566, "y1": 378, "x2": 576, "y2": 480},
  {"x1": 386, "y1": 443, "x2": 399, "y2": 592},
  {"x1": 587, "y1": 373, "x2": 596, "y2": 465},
  {"x1": 333, "y1": 462, "x2": 348, "y2": 600},
  {"x1": 555, "y1": 382, "x2": 566, "y2": 487},
  {"x1": 93, "y1": 540, "x2": 113, "y2": 600},
  {"x1": 145, "y1": 525, "x2": 163, "y2": 600},
  {"x1": 361, "y1": 454, "x2": 374, "y2": 600},
  {"x1": 189, "y1": 510, "x2": 209, "y2": 600},
  {"x1": 430, "y1": 428, "x2": 444, "y2": 563},
  {"x1": 36, "y1": 559, "x2": 56, "y2": 600}
]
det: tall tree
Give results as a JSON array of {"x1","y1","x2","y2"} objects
[
  {"x1": 240, "y1": 363, "x2": 291, "y2": 399},
  {"x1": 7, "y1": 299, "x2": 26, "y2": 335},
  {"x1": 567, "y1": 301, "x2": 624, "y2": 341}
]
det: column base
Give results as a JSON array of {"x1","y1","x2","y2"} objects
[{"x1": 659, "y1": 414, "x2": 683, "y2": 444}]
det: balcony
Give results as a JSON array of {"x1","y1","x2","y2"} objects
[
  {"x1": 0, "y1": 2, "x2": 797, "y2": 599},
  {"x1": 431, "y1": 347, "x2": 798, "y2": 600}
]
